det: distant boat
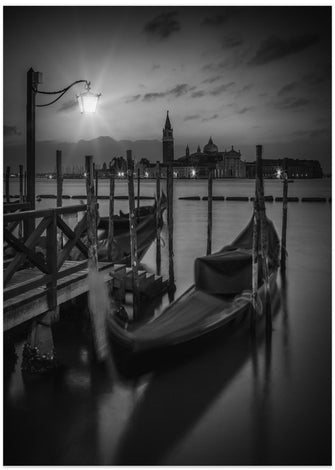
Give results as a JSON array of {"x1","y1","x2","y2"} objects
[{"x1": 108, "y1": 212, "x2": 280, "y2": 356}]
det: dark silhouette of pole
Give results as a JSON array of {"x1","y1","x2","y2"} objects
[
  {"x1": 167, "y1": 163, "x2": 175, "y2": 287},
  {"x1": 26, "y1": 68, "x2": 37, "y2": 237},
  {"x1": 156, "y1": 161, "x2": 161, "y2": 275},
  {"x1": 107, "y1": 164, "x2": 115, "y2": 261},
  {"x1": 56, "y1": 150, "x2": 63, "y2": 208},
  {"x1": 206, "y1": 168, "x2": 213, "y2": 255},
  {"x1": 85, "y1": 155, "x2": 98, "y2": 270},
  {"x1": 281, "y1": 158, "x2": 288, "y2": 273},
  {"x1": 19, "y1": 165, "x2": 24, "y2": 238},
  {"x1": 137, "y1": 167, "x2": 140, "y2": 213},
  {"x1": 5, "y1": 166, "x2": 10, "y2": 203},
  {"x1": 256, "y1": 145, "x2": 272, "y2": 335},
  {"x1": 127, "y1": 150, "x2": 140, "y2": 321},
  {"x1": 19, "y1": 165, "x2": 24, "y2": 202}
]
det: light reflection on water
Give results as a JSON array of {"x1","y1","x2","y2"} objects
[{"x1": 4, "y1": 179, "x2": 331, "y2": 465}]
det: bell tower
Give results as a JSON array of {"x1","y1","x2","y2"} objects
[{"x1": 162, "y1": 111, "x2": 174, "y2": 163}]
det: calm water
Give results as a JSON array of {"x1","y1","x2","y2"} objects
[{"x1": 4, "y1": 178, "x2": 331, "y2": 465}]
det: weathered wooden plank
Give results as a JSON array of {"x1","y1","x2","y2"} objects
[{"x1": 4, "y1": 204, "x2": 88, "y2": 223}]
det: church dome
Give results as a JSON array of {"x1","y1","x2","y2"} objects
[{"x1": 203, "y1": 137, "x2": 218, "y2": 154}]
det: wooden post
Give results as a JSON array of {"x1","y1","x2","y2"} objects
[
  {"x1": 281, "y1": 158, "x2": 288, "y2": 273},
  {"x1": 94, "y1": 163, "x2": 99, "y2": 198},
  {"x1": 127, "y1": 150, "x2": 140, "y2": 321},
  {"x1": 24, "y1": 170, "x2": 27, "y2": 201},
  {"x1": 156, "y1": 161, "x2": 161, "y2": 275},
  {"x1": 56, "y1": 150, "x2": 63, "y2": 208},
  {"x1": 19, "y1": 165, "x2": 24, "y2": 202},
  {"x1": 85, "y1": 155, "x2": 109, "y2": 361},
  {"x1": 256, "y1": 145, "x2": 272, "y2": 334},
  {"x1": 137, "y1": 167, "x2": 140, "y2": 213},
  {"x1": 107, "y1": 164, "x2": 115, "y2": 261},
  {"x1": 19, "y1": 165, "x2": 24, "y2": 238},
  {"x1": 167, "y1": 163, "x2": 175, "y2": 287},
  {"x1": 5, "y1": 166, "x2": 10, "y2": 203},
  {"x1": 206, "y1": 168, "x2": 213, "y2": 255},
  {"x1": 56, "y1": 150, "x2": 63, "y2": 250},
  {"x1": 85, "y1": 156, "x2": 99, "y2": 270},
  {"x1": 251, "y1": 166, "x2": 260, "y2": 331}
]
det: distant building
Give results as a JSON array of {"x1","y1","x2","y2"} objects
[
  {"x1": 245, "y1": 158, "x2": 323, "y2": 179},
  {"x1": 176, "y1": 137, "x2": 246, "y2": 178}
]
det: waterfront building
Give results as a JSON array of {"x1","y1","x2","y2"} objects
[{"x1": 245, "y1": 158, "x2": 323, "y2": 179}]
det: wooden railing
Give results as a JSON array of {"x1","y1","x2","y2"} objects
[{"x1": 4, "y1": 205, "x2": 90, "y2": 305}]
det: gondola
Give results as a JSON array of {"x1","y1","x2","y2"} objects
[{"x1": 107, "y1": 214, "x2": 280, "y2": 355}]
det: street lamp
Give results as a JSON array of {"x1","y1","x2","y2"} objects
[{"x1": 26, "y1": 67, "x2": 101, "y2": 234}]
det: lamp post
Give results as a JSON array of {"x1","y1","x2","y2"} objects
[{"x1": 26, "y1": 67, "x2": 101, "y2": 236}]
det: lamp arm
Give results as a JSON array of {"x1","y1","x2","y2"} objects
[{"x1": 35, "y1": 79, "x2": 89, "y2": 108}]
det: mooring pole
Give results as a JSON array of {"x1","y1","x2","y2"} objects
[
  {"x1": 19, "y1": 165, "x2": 24, "y2": 202},
  {"x1": 156, "y1": 161, "x2": 161, "y2": 275},
  {"x1": 281, "y1": 158, "x2": 288, "y2": 274},
  {"x1": 251, "y1": 161, "x2": 260, "y2": 332},
  {"x1": 206, "y1": 168, "x2": 213, "y2": 255},
  {"x1": 137, "y1": 167, "x2": 140, "y2": 214},
  {"x1": 56, "y1": 150, "x2": 63, "y2": 208},
  {"x1": 19, "y1": 164, "x2": 24, "y2": 238},
  {"x1": 107, "y1": 164, "x2": 115, "y2": 261},
  {"x1": 167, "y1": 163, "x2": 175, "y2": 287},
  {"x1": 127, "y1": 150, "x2": 140, "y2": 321},
  {"x1": 93, "y1": 163, "x2": 99, "y2": 198},
  {"x1": 256, "y1": 145, "x2": 272, "y2": 334},
  {"x1": 5, "y1": 166, "x2": 10, "y2": 203},
  {"x1": 86, "y1": 155, "x2": 109, "y2": 361},
  {"x1": 24, "y1": 170, "x2": 27, "y2": 202},
  {"x1": 85, "y1": 156, "x2": 99, "y2": 270}
]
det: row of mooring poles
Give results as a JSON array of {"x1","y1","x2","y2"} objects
[{"x1": 4, "y1": 165, "x2": 26, "y2": 205}]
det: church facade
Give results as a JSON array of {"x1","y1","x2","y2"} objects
[{"x1": 176, "y1": 137, "x2": 246, "y2": 178}]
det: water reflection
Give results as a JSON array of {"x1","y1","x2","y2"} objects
[{"x1": 114, "y1": 285, "x2": 282, "y2": 465}]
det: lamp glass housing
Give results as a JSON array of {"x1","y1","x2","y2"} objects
[{"x1": 77, "y1": 90, "x2": 101, "y2": 114}]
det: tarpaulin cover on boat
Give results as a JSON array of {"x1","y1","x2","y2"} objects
[{"x1": 195, "y1": 216, "x2": 280, "y2": 295}]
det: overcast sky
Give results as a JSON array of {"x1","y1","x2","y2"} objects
[{"x1": 4, "y1": 6, "x2": 331, "y2": 167}]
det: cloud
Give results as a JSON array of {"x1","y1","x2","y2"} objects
[
  {"x1": 202, "y1": 114, "x2": 219, "y2": 122},
  {"x1": 143, "y1": 11, "x2": 180, "y2": 39},
  {"x1": 236, "y1": 84, "x2": 253, "y2": 95},
  {"x1": 152, "y1": 64, "x2": 161, "y2": 70},
  {"x1": 142, "y1": 83, "x2": 195, "y2": 101},
  {"x1": 202, "y1": 8, "x2": 236, "y2": 26},
  {"x1": 191, "y1": 90, "x2": 206, "y2": 98},
  {"x1": 125, "y1": 94, "x2": 141, "y2": 103},
  {"x1": 4, "y1": 125, "x2": 21, "y2": 136},
  {"x1": 274, "y1": 97, "x2": 310, "y2": 109},
  {"x1": 222, "y1": 32, "x2": 244, "y2": 49},
  {"x1": 58, "y1": 99, "x2": 78, "y2": 112},
  {"x1": 236, "y1": 106, "x2": 253, "y2": 114},
  {"x1": 210, "y1": 82, "x2": 235, "y2": 96},
  {"x1": 202, "y1": 75, "x2": 221, "y2": 84},
  {"x1": 184, "y1": 114, "x2": 200, "y2": 121},
  {"x1": 249, "y1": 34, "x2": 320, "y2": 65},
  {"x1": 191, "y1": 82, "x2": 235, "y2": 99},
  {"x1": 278, "y1": 82, "x2": 298, "y2": 96}
]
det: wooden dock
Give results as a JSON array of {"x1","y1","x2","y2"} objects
[{"x1": 4, "y1": 203, "x2": 167, "y2": 330}]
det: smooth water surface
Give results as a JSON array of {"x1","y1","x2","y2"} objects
[{"x1": 4, "y1": 178, "x2": 331, "y2": 465}]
